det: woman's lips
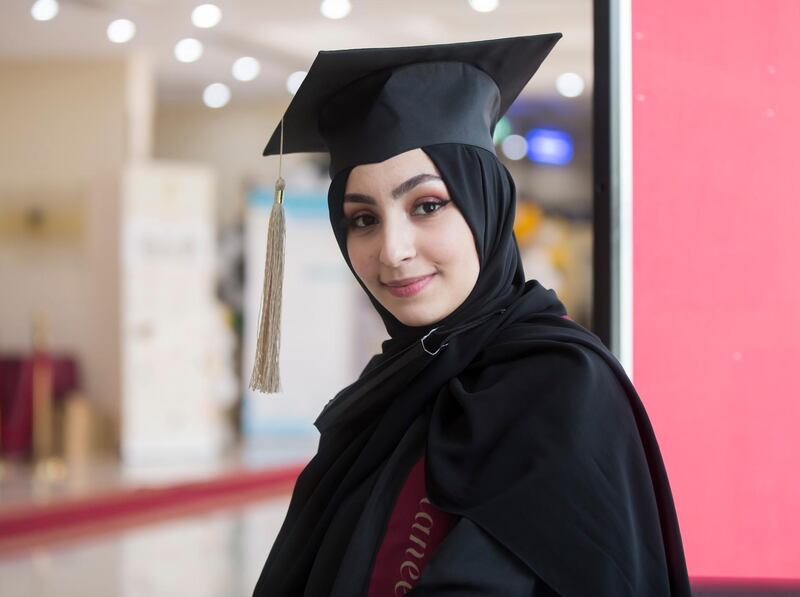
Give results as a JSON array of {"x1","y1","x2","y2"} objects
[{"x1": 382, "y1": 274, "x2": 436, "y2": 298}]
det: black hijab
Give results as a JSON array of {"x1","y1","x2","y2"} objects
[{"x1": 252, "y1": 143, "x2": 691, "y2": 597}]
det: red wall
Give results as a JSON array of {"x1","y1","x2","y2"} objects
[{"x1": 632, "y1": 0, "x2": 800, "y2": 579}]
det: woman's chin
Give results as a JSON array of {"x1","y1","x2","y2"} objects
[{"x1": 387, "y1": 304, "x2": 446, "y2": 328}]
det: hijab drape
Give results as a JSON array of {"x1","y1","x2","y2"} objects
[{"x1": 252, "y1": 143, "x2": 691, "y2": 597}]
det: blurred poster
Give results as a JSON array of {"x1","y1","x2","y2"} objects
[{"x1": 121, "y1": 162, "x2": 236, "y2": 465}]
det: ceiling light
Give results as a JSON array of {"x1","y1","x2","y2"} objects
[
  {"x1": 232, "y1": 57, "x2": 260, "y2": 82},
  {"x1": 286, "y1": 71, "x2": 307, "y2": 95},
  {"x1": 107, "y1": 19, "x2": 136, "y2": 44},
  {"x1": 192, "y1": 4, "x2": 221, "y2": 28},
  {"x1": 175, "y1": 38, "x2": 204, "y2": 63},
  {"x1": 31, "y1": 0, "x2": 59, "y2": 21},
  {"x1": 556, "y1": 73, "x2": 585, "y2": 98},
  {"x1": 320, "y1": 0, "x2": 352, "y2": 20},
  {"x1": 468, "y1": 0, "x2": 499, "y2": 13},
  {"x1": 203, "y1": 83, "x2": 230, "y2": 108}
]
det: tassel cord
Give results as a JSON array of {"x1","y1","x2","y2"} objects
[{"x1": 249, "y1": 119, "x2": 286, "y2": 393}]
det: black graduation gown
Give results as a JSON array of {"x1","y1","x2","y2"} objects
[
  {"x1": 253, "y1": 145, "x2": 691, "y2": 597},
  {"x1": 326, "y1": 412, "x2": 560, "y2": 596},
  {"x1": 410, "y1": 517, "x2": 560, "y2": 596}
]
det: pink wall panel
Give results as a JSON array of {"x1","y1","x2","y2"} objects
[{"x1": 632, "y1": 0, "x2": 800, "y2": 579}]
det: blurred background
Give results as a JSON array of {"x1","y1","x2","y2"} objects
[
  {"x1": 2, "y1": 0, "x2": 800, "y2": 596},
  {"x1": 0, "y1": 1, "x2": 594, "y2": 595}
]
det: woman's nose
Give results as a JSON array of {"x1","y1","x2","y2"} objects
[{"x1": 378, "y1": 220, "x2": 416, "y2": 267}]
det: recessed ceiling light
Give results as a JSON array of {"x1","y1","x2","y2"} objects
[
  {"x1": 203, "y1": 83, "x2": 230, "y2": 108},
  {"x1": 468, "y1": 0, "x2": 499, "y2": 13},
  {"x1": 107, "y1": 19, "x2": 136, "y2": 44},
  {"x1": 192, "y1": 4, "x2": 221, "y2": 29},
  {"x1": 31, "y1": 0, "x2": 59, "y2": 21},
  {"x1": 320, "y1": 0, "x2": 351, "y2": 20},
  {"x1": 232, "y1": 57, "x2": 260, "y2": 82},
  {"x1": 175, "y1": 38, "x2": 204, "y2": 63},
  {"x1": 556, "y1": 73, "x2": 585, "y2": 98},
  {"x1": 286, "y1": 71, "x2": 307, "y2": 95}
]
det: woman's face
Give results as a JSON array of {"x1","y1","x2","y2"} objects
[{"x1": 343, "y1": 148, "x2": 480, "y2": 327}]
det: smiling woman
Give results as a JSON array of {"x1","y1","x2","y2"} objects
[
  {"x1": 343, "y1": 149, "x2": 480, "y2": 327},
  {"x1": 251, "y1": 34, "x2": 691, "y2": 597}
]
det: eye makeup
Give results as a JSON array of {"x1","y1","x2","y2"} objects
[{"x1": 345, "y1": 197, "x2": 452, "y2": 230}]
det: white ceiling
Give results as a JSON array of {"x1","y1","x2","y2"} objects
[{"x1": 0, "y1": 0, "x2": 593, "y2": 104}]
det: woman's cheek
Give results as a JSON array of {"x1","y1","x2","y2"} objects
[
  {"x1": 348, "y1": 241, "x2": 374, "y2": 284},
  {"x1": 427, "y1": 231, "x2": 463, "y2": 267}
]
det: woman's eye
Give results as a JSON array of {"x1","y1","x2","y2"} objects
[
  {"x1": 412, "y1": 199, "x2": 451, "y2": 216},
  {"x1": 346, "y1": 199, "x2": 450, "y2": 230},
  {"x1": 348, "y1": 213, "x2": 377, "y2": 229}
]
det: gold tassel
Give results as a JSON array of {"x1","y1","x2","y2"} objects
[{"x1": 249, "y1": 119, "x2": 286, "y2": 394}]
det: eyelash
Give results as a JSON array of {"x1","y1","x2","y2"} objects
[{"x1": 346, "y1": 198, "x2": 451, "y2": 230}]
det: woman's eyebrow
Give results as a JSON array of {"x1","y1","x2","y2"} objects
[
  {"x1": 344, "y1": 173, "x2": 443, "y2": 204},
  {"x1": 391, "y1": 173, "x2": 442, "y2": 198}
]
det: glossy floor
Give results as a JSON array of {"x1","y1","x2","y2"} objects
[{"x1": 0, "y1": 494, "x2": 291, "y2": 597}]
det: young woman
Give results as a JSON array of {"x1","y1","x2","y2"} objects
[{"x1": 252, "y1": 34, "x2": 691, "y2": 597}]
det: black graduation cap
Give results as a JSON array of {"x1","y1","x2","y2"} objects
[
  {"x1": 263, "y1": 33, "x2": 563, "y2": 178},
  {"x1": 250, "y1": 33, "x2": 563, "y2": 395}
]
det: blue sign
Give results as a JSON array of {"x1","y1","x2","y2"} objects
[{"x1": 526, "y1": 128, "x2": 574, "y2": 165}]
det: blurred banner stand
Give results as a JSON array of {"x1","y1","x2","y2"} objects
[
  {"x1": 241, "y1": 188, "x2": 363, "y2": 458},
  {"x1": 120, "y1": 161, "x2": 237, "y2": 465}
]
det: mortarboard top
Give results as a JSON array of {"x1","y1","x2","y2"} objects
[{"x1": 262, "y1": 33, "x2": 563, "y2": 178}]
